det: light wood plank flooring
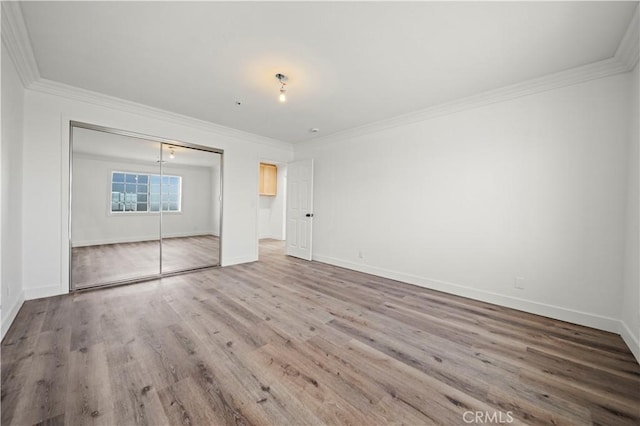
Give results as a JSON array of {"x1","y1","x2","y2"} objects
[
  {"x1": 71, "y1": 235, "x2": 219, "y2": 289},
  {"x1": 3, "y1": 240, "x2": 639, "y2": 425}
]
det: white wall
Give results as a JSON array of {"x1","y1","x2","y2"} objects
[
  {"x1": 621, "y1": 63, "x2": 640, "y2": 361},
  {"x1": 21, "y1": 86, "x2": 293, "y2": 299},
  {"x1": 72, "y1": 154, "x2": 218, "y2": 246},
  {"x1": 295, "y1": 72, "x2": 632, "y2": 333},
  {"x1": 1, "y1": 44, "x2": 25, "y2": 337},
  {"x1": 258, "y1": 163, "x2": 287, "y2": 240}
]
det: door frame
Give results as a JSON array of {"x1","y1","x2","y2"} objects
[{"x1": 68, "y1": 120, "x2": 224, "y2": 291}]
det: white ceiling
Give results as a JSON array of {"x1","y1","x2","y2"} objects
[
  {"x1": 20, "y1": 1, "x2": 637, "y2": 143},
  {"x1": 73, "y1": 127, "x2": 221, "y2": 168}
]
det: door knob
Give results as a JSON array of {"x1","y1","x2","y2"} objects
[{"x1": 305, "y1": 213, "x2": 314, "y2": 217}]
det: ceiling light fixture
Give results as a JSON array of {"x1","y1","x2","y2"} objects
[
  {"x1": 275, "y1": 73, "x2": 288, "y2": 102},
  {"x1": 169, "y1": 148, "x2": 175, "y2": 159}
]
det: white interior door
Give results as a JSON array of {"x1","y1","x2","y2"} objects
[{"x1": 286, "y1": 159, "x2": 314, "y2": 260}]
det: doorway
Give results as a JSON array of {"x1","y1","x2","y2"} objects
[
  {"x1": 69, "y1": 121, "x2": 223, "y2": 290},
  {"x1": 257, "y1": 161, "x2": 287, "y2": 257}
]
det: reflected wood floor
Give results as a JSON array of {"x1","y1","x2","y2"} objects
[
  {"x1": 3, "y1": 240, "x2": 639, "y2": 425},
  {"x1": 71, "y1": 235, "x2": 220, "y2": 289}
]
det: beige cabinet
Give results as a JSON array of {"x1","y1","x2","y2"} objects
[{"x1": 259, "y1": 163, "x2": 277, "y2": 196}]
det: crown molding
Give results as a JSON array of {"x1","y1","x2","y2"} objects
[
  {"x1": 29, "y1": 79, "x2": 293, "y2": 151},
  {"x1": 295, "y1": 57, "x2": 629, "y2": 147},
  {"x1": 615, "y1": 3, "x2": 639, "y2": 71},
  {"x1": 1, "y1": 1, "x2": 40, "y2": 87}
]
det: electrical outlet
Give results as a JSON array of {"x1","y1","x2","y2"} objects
[{"x1": 515, "y1": 277, "x2": 525, "y2": 289}]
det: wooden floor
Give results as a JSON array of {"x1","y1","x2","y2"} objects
[
  {"x1": 71, "y1": 235, "x2": 219, "y2": 289},
  {"x1": 3, "y1": 240, "x2": 639, "y2": 425}
]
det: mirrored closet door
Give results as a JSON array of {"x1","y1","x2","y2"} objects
[
  {"x1": 160, "y1": 144, "x2": 222, "y2": 274},
  {"x1": 70, "y1": 123, "x2": 222, "y2": 290}
]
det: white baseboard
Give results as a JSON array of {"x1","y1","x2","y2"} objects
[
  {"x1": 312, "y1": 254, "x2": 621, "y2": 334},
  {"x1": 73, "y1": 231, "x2": 217, "y2": 247},
  {"x1": 1, "y1": 289, "x2": 25, "y2": 340},
  {"x1": 619, "y1": 320, "x2": 640, "y2": 363},
  {"x1": 222, "y1": 255, "x2": 258, "y2": 267},
  {"x1": 24, "y1": 285, "x2": 65, "y2": 300}
]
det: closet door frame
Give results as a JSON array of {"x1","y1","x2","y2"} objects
[{"x1": 68, "y1": 120, "x2": 224, "y2": 291}]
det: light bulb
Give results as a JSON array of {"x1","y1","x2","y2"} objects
[
  {"x1": 169, "y1": 150, "x2": 175, "y2": 159},
  {"x1": 279, "y1": 89, "x2": 286, "y2": 102}
]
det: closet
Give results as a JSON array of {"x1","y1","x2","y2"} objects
[{"x1": 69, "y1": 122, "x2": 222, "y2": 290}]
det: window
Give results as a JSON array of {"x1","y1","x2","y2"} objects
[{"x1": 111, "y1": 171, "x2": 181, "y2": 213}]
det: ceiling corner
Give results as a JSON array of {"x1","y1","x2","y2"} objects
[
  {"x1": 1, "y1": 1, "x2": 40, "y2": 87},
  {"x1": 615, "y1": 3, "x2": 639, "y2": 71}
]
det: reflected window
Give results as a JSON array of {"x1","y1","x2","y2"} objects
[{"x1": 111, "y1": 171, "x2": 182, "y2": 213}]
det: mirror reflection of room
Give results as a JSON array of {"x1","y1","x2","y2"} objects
[
  {"x1": 70, "y1": 126, "x2": 221, "y2": 290},
  {"x1": 160, "y1": 144, "x2": 221, "y2": 274}
]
